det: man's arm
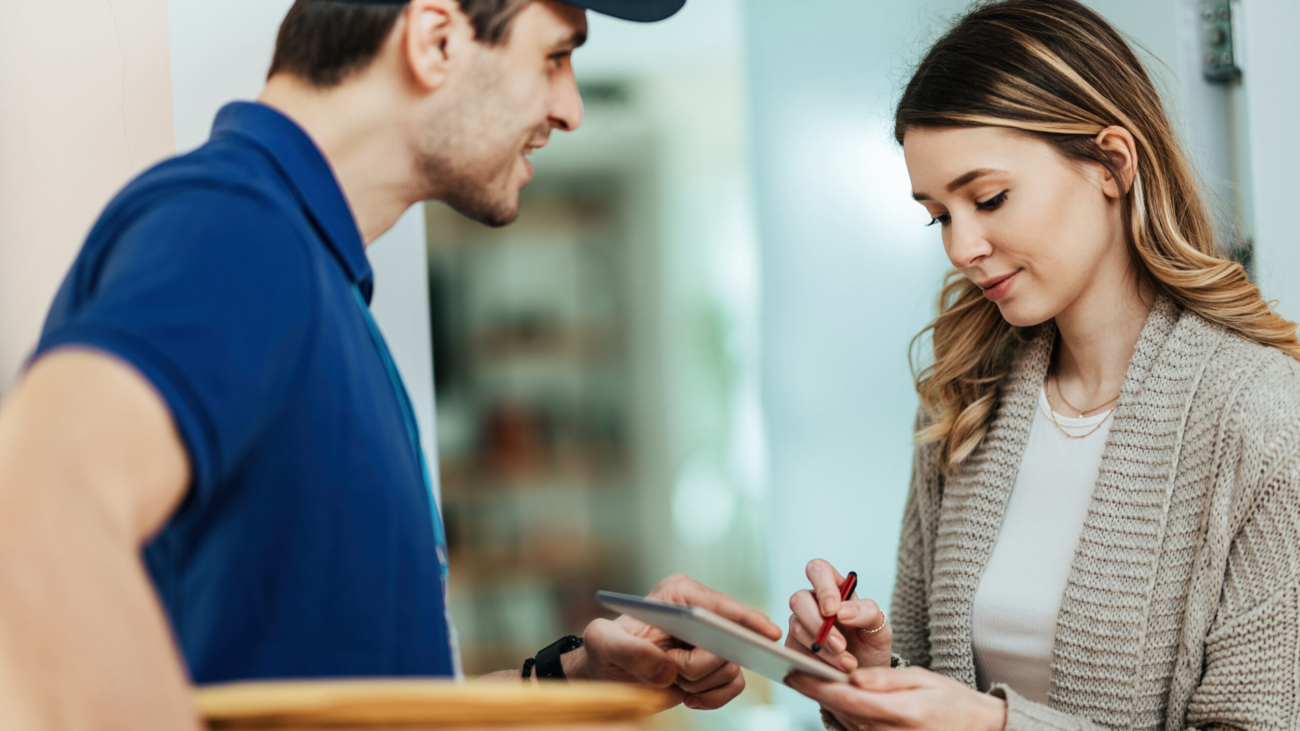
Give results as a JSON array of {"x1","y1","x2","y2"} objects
[{"x1": 0, "y1": 350, "x2": 199, "y2": 730}]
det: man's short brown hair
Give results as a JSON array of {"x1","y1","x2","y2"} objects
[{"x1": 268, "y1": 0, "x2": 532, "y2": 88}]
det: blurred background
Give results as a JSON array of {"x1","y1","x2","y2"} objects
[{"x1": 2, "y1": 0, "x2": 1297, "y2": 729}]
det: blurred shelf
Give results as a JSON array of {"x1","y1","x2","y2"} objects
[
  {"x1": 469, "y1": 325, "x2": 621, "y2": 367},
  {"x1": 440, "y1": 448, "x2": 624, "y2": 498}
]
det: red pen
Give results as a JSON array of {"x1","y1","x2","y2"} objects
[{"x1": 810, "y1": 571, "x2": 857, "y2": 654}]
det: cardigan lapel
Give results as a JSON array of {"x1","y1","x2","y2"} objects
[
  {"x1": 927, "y1": 323, "x2": 1055, "y2": 686},
  {"x1": 1047, "y1": 298, "x2": 1223, "y2": 727}
]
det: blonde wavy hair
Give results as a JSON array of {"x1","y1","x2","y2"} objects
[{"x1": 896, "y1": 0, "x2": 1300, "y2": 472}]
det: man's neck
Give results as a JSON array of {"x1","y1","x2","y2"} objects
[{"x1": 258, "y1": 74, "x2": 421, "y2": 246}]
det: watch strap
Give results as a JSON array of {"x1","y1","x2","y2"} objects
[{"x1": 533, "y1": 635, "x2": 584, "y2": 680}]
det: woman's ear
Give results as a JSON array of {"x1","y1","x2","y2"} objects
[
  {"x1": 1093, "y1": 126, "x2": 1138, "y2": 199},
  {"x1": 404, "y1": 0, "x2": 473, "y2": 92}
]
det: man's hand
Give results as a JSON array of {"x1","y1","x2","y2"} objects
[{"x1": 564, "y1": 575, "x2": 782, "y2": 711}]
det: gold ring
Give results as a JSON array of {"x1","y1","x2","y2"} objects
[{"x1": 858, "y1": 613, "x2": 888, "y2": 637}]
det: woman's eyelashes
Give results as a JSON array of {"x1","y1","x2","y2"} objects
[
  {"x1": 975, "y1": 190, "x2": 1009, "y2": 211},
  {"x1": 924, "y1": 190, "x2": 1010, "y2": 227}
]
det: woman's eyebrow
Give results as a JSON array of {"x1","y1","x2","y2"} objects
[{"x1": 912, "y1": 168, "x2": 1007, "y2": 201}]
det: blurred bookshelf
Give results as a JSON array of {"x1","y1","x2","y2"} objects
[{"x1": 426, "y1": 130, "x2": 655, "y2": 675}]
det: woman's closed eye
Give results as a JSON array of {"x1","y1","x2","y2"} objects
[
  {"x1": 925, "y1": 190, "x2": 1009, "y2": 227},
  {"x1": 976, "y1": 190, "x2": 1009, "y2": 211}
]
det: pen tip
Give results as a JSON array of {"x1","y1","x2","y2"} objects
[{"x1": 810, "y1": 643, "x2": 822, "y2": 653}]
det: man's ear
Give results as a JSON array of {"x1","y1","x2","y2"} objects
[
  {"x1": 404, "y1": 0, "x2": 474, "y2": 92},
  {"x1": 1093, "y1": 125, "x2": 1139, "y2": 199}
]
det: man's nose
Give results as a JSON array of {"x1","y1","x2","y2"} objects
[{"x1": 549, "y1": 70, "x2": 584, "y2": 133}]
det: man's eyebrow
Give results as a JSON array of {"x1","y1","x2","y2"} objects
[
  {"x1": 911, "y1": 168, "x2": 1006, "y2": 202},
  {"x1": 557, "y1": 29, "x2": 588, "y2": 51}
]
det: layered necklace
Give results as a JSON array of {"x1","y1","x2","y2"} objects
[{"x1": 1045, "y1": 370, "x2": 1119, "y2": 440}]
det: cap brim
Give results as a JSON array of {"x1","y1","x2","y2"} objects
[{"x1": 563, "y1": 0, "x2": 686, "y2": 22}]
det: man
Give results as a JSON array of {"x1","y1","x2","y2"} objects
[{"x1": 0, "y1": 0, "x2": 781, "y2": 728}]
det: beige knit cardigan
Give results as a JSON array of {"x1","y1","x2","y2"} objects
[{"x1": 826, "y1": 298, "x2": 1300, "y2": 731}]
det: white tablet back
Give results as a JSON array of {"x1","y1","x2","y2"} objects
[{"x1": 596, "y1": 591, "x2": 849, "y2": 684}]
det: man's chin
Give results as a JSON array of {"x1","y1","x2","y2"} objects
[{"x1": 443, "y1": 192, "x2": 521, "y2": 229}]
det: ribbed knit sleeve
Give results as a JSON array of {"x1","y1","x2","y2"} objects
[
  {"x1": 1184, "y1": 416, "x2": 1300, "y2": 731},
  {"x1": 891, "y1": 410, "x2": 941, "y2": 669}
]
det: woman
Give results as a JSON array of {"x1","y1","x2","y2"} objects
[{"x1": 783, "y1": 1, "x2": 1300, "y2": 730}]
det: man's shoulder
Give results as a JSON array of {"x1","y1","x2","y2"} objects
[{"x1": 117, "y1": 137, "x2": 296, "y2": 215}]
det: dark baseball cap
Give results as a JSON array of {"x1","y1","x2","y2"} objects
[{"x1": 342, "y1": 0, "x2": 686, "y2": 23}]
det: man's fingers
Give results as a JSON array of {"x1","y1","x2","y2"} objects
[
  {"x1": 586, "y1": 618, "x2": 676, "y2": 687},
  {"x1": 665, "y1": 646, "x2": 727, "y2": 682},
  {"x1": 805, "y1": 559, "x2": 846, "y2": 616},
  {"x1": 674, "y1": 660, "x2": 740, "y2": 694},
  {"x1": 652, "y1": 575, "x2": 782, "y2": 641},
  {"x1": 683, "y1": 673, "x2": 746, "y2": 711}
]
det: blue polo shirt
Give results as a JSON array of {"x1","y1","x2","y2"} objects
[{"x1": 35, "y1": 102, "x2": 457, "y2": 684}]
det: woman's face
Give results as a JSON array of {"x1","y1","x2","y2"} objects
[{"x1": 902, "y1": 126, "x2": 1129, "y2": 328}]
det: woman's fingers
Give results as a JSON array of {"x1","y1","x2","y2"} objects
[
  {"x1": 787, "y1": 616, "x2": 858, "y2": 672},
  {"x1": 788, "y1": 590, "x2": 847, "y2": 652},
  {"x1": 805, "y1": 559, "x2": 846, "y2": 616}
]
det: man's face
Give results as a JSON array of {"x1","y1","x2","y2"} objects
[{"x1": 418, "y1": 0, "x2": 587, "y2": 227}]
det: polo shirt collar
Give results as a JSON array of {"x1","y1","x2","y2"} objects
[{"x1": 211, "y1": 102, "x2": 375, "y2": 302}]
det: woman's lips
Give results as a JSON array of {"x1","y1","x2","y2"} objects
[{"x1": 981, "y1": 270, "x2": 1020, "y2": 302}]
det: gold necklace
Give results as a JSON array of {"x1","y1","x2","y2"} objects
[
  {"x1": 1052, "y1": 377, "x2": 1119, "y2": 417},
  {"x1": 1047, "y1": 397, "x2": 1115, "y2": 439},
  {"x1": 1045, "y1": 375, "x2": 1118, "y2": 440}
]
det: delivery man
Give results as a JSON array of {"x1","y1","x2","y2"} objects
[{"x1": 0, "y1": 1, "x2": 781, "y2": 728}]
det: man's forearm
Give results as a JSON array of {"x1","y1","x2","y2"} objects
[{"x1": 0, "y1": 468, "x2": 200, "y2": 730}]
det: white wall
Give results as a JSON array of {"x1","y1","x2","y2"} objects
[
  {"x1": 0, "y1": 0, "x2": 175, "y2": 395},
  {"x1": 167, "y1": 0, "x2": 441, "y2": 503},
  {"x1": 1240, "y1": 0, "x2": 1300, "y2": 321},
  {"x1": 742, "y1": 2, "x2": 962, "y2": 723}
]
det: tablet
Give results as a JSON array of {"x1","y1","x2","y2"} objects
[{"x1": 596, "y1": 591, "x2": 849, "y2": 684}]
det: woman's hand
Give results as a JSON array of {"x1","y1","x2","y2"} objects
[
  {"x1": 786, "y1": 667, "x2": 1007, "y2": 731},
  {"x1": 785, "y1": 559, "x2": 893, "y2": 673}
]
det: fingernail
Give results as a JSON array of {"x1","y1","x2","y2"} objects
[
  {"x1": 839, "y1": 604, "x2": 857, "y2": 620},
  {"x1": 684, "y1": 696, "x2": 701, "y2": 710},
  {"x1": 820, "y1": 599, "x2": 834, "y2": 615},
  {"x1": 829, "y1": 636, "x2": 846, "y2": 653}
]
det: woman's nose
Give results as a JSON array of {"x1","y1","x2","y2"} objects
[{"x1": 945, "y1": 220, "x2": 993, "y2": 269}]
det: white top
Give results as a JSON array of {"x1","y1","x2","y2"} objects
[{"x1": 971, "y1": 385, "x2": 1114, "y2": 703}]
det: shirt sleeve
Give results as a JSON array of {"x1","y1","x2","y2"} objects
[{"x1": 34, "y1": 188, "x2": 318, "y2": 508}]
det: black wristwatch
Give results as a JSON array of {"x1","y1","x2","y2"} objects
[{"x1": 523, "y1": 635, "x2": 584, "y2": 680}]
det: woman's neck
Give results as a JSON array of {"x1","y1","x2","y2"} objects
[{"x1": 1052, "y1": 268, "x2": 1154, "y2": 409}]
